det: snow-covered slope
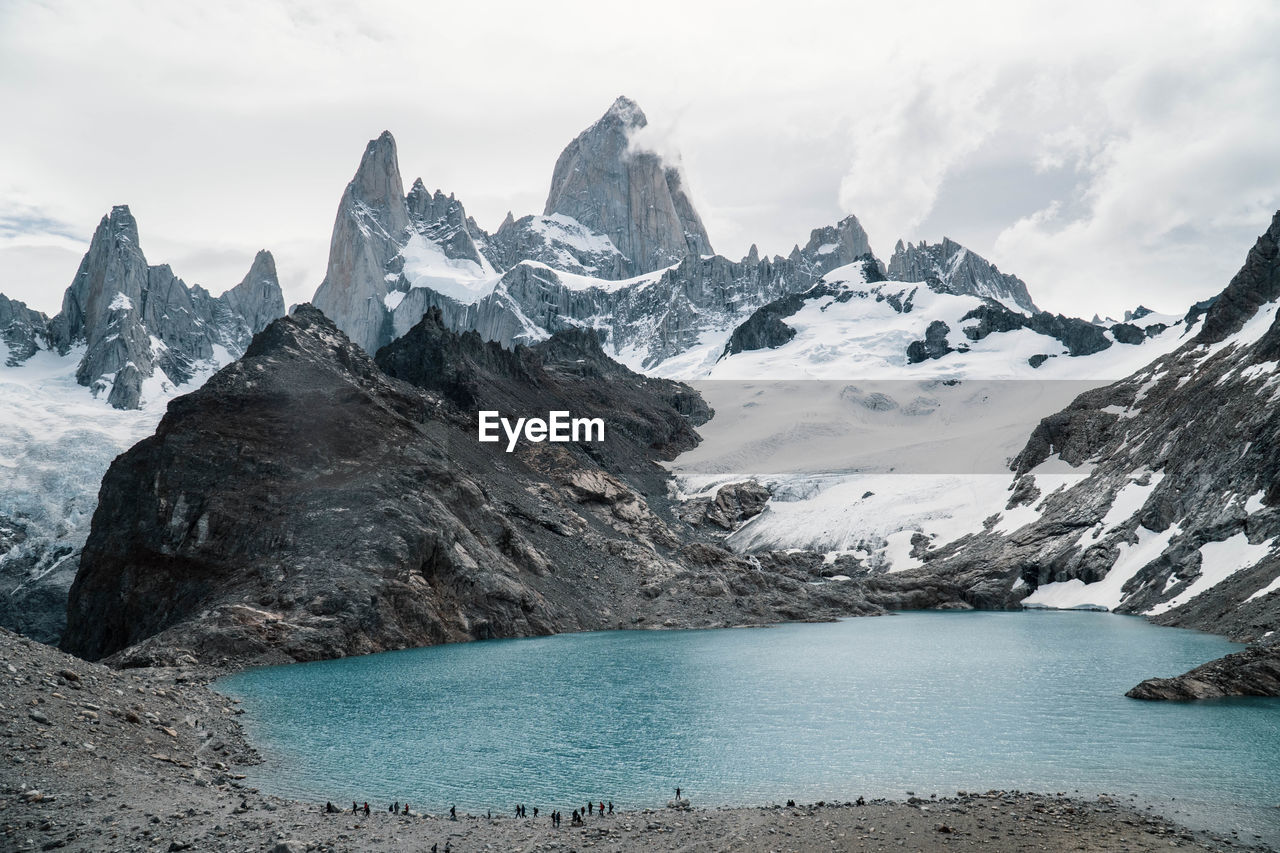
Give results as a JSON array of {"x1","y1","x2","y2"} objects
[{"x1": 662, "y1": 259, "x2": 1200, "y2": 573}]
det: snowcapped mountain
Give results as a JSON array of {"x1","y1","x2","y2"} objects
[
  {"x1": 311, "y1": 96, "x2": 1103, "y2": 382},
  {"x1": 0, "y1": 206, "x2": 285, "y2": 642}
]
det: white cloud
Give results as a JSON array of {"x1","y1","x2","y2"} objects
[{"x1": 0, "y1": 0, "x2": 1276, "y2": 319}]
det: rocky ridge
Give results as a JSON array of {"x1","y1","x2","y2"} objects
[
  {"x1": 60, "y1": 305, "x2": 925, "y2": 668},
  {"x1": 888, "y1": 237, "x2": 1038, "y2": 314},
  {"x1": 307, "y1": 97, "x2": 1087, "y2": 376}
]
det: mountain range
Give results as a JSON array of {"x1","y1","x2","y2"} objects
[{"x1": 1, "y1": 96, "x2": 1276, "y2": 696}]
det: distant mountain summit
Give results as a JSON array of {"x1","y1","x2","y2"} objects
[
  {"x1": 544, "y1": 96, "x2": 713, "y2": 274},
  {"x1": 5, "y1": 205, "x2": 285, "y2": 408},
  {"x1": 888, "y1": 237, "x2": 1038, "y2": 314}
]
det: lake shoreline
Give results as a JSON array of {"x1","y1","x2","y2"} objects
[{"x1": 4, "y1": 626, "x2": 1277, "y2": 852}]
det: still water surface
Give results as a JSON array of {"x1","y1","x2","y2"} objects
[{"x1": 216, "y1": 612, "x2": 1280, "y2": 843}]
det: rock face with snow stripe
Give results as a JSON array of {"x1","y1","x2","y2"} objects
[
  {"x1": 888, "y1": 237, "x2": 1038, "y2": 313},
  {"x1": 544, "y1": 96, "x2": 712, "y2": 275},
  {"x1": 924, "y1": 210, "x2": 1280, "y2": 645}
]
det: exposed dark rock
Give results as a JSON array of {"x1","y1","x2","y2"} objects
[
  {"x1": 1126, "y1": 641, "x2": 1280, "y2": 700},
  {"x1": 1109, "y1": 323, "x2": 1146, "y2": 345},
  {"x1": 1195, "y1": 212, "x2": 1280, "y2": 344},
  {"x1": 960, "y1": 304, "x2": 1113, "y2": 357},
  {"x1": 62, "y1": 306, "x2": 878, "y2": 667},
  {"x1": 907, "y1": 320, "x2": 954, "y2": 363},
  {"x1": 701, "y1": 481, "x2": 771, "y2": 530}
]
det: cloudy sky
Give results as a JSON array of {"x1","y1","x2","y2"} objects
[{"x1": 2, "y1": 0, "x2": 1277, "y2": 318}]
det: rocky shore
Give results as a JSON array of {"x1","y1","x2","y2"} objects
[
  {"x1": 1127, "y1": 639, "x2": 1280, "y2": 700},
  {"x1": 3, "y1": 628, "x2": 1275, "y2": 853}
]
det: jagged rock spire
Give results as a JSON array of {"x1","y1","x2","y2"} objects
[
  {"x1": 543, "y1": 96, "x2": 712, "y2": 274},
  {"x1": 312, "y1": 130, "x2": 412, "y2": 354},
  {"x1": 222, "y1": 250, "x2": 286, "y2": 336}
]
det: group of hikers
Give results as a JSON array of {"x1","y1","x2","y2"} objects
[{"x1": 323, "y1": 795, "x2": 630, "y2": 827}]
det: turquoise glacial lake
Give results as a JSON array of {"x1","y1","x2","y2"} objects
[{"x1": 216, "y1": 612, "x2": 1280, "y2": 843}]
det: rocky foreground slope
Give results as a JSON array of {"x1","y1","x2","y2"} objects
[{"x1": 64, "y1": 306, "x2": 999, "y2": 668}]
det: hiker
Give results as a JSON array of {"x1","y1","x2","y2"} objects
[
  {"x1": 352, "y1": 801, "x2": 359, "y2": 814},
  {"x1": 608, "y1": 801, "x2": 613, "y2": 814},
  {"x1": 403, "y1": 804, "x2": 410, "y2": 816},
  {"x1": 450, "y1": 805, "x2": 457, "y2": 820},
  {"x1": 587, "y1": 801, "x2": 593, "y2": 815},
  {"x1": 599, "y1": 801, "x2": 604, "y2": 816},
  {"x1": 676, "y1": 787, "x2": 681, "y2": 799},
  {"x1": 533, "y1": 807, "x2": 538, "y2": 818},
  {"x1": 363, "y1": 802, "x2": 370, "y2": 816},
  {"x1": 856, "y1": 795, "x2": 865, "y2": 806}
]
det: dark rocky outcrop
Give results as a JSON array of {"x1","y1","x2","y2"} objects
[
  {"x1": 62, "y1": 306, "x2": 881, "y2": 668},
  {"x1": 1126, "y1": 641, "x2": 1280, "y2": 700},
  {"x1": 888, "y1": 237, "x2": 1038, "y2": 313},
  {"x1": 906, "y1": 320, "x2": 954, "y2": 363},
  {"x1": 959, "y1": 304, "x2": 1115, "y2": 357}
]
